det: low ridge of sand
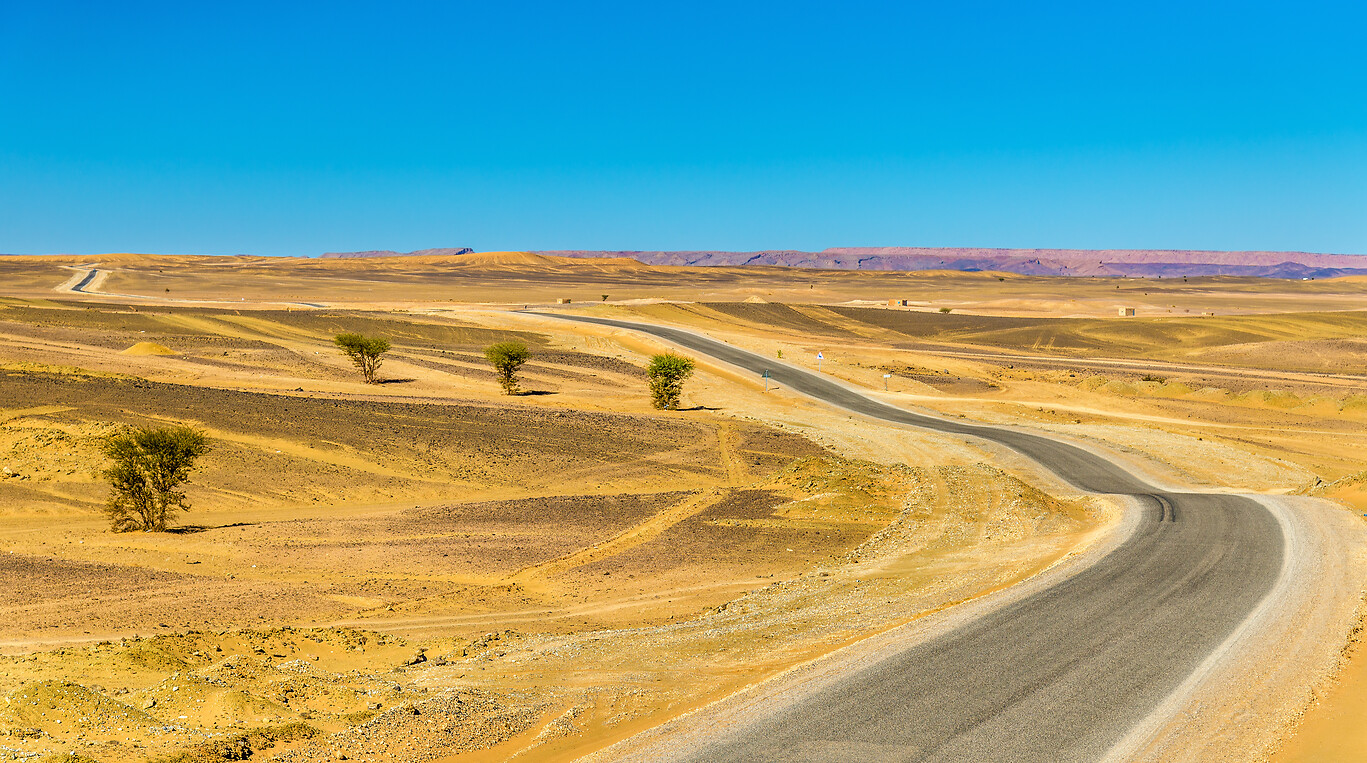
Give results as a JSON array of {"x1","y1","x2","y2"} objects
[{"x1": 119, "y1": 341, "x2": 176, "y2": 356}]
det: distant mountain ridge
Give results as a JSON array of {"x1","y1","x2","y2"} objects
[
  {"x1": 535, "y1": 247, "x2": 1367, "y2": 278},
  {"x1": 315, "y1": 246, "x2": 1367, "y2": 278}
]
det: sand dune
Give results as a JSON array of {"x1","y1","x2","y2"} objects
[
  {"x1": 437, "y1": 251, "x2": 652, "y2": 270},
  {"x1": 119, "y1": 341, "x2": 177, "y2": 356}
]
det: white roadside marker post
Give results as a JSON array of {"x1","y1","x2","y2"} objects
[
  {"x1": 817, "y1": 351, "x2": 824, "y2": 372},
  {"x1": 883, "y1": 372, "x2": 891, "y2": 391}
]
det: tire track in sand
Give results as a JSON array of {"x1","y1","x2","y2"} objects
[{"x1": 510, "y1": 489, "x2": 729, "y2": 584}]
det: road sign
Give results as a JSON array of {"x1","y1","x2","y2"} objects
[
  {"x1": 817, "y1": 351, "x2": 824, "y2": 371},
  {"x1": 762, "y1": 369, "x2": 771, "y2": 392},
  {"x1": 883, "y1": 372, "x2": 892, "y2": 390}
]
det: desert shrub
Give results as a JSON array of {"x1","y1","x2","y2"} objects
[
  {"x1": 484, "y1": 341, "x2": 531, "y2": 395},
  {"x1": 334, "y1": 333, "x2": 391, "y2": 383},
  {"x1": 938, "y1": 307, "x2": 953, "y2": 314},
  {"x1": 1140, "y1": 374, "x2": 1167, "y2": 383},
  {"x1": 648, "y1": 353, "x2": 696, "y2": 410},
  {"x1": 101, "y1": 425, "x2": 209, "y2": 532}
]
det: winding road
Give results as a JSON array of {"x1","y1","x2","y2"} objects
[{"x1": 543, "y1": 313, "x2": 1285, "y2": 763}]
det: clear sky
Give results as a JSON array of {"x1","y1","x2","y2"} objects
[{"x1": 2, "y1": 1, "x2": 1364, "y2": 256}]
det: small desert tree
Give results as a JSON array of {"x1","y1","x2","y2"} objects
[
  {"x1": 101, "y1": 425, "x2": 209, "y2": 532},
  {"x1": 335, "y1": 333, "x2": 390, "y2": 383},
  {"x1": 484, "y1": 340, "x2": 531, "y2": 395},
  {"x1": 648, "y1": 353, "x2": 696, "y2": 410}
]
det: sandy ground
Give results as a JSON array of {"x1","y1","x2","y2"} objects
[
  {"x1": 0, "y1": 253, "x2": 1363, "y2": 761},
  {"x1": 1, "y1": 251, "x2": 1366, "y2": 317},
  {"x1": 524, "y1": 312, "x2": 1367, "y2": 763},
  {"x1": 0, "y1": 282, "x2": 1104, "y2": 761},
  {"x1": 579, "y1": 494, "x2": 1143, "y2": 762}
]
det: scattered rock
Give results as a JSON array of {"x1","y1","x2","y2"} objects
[{"x1": 401, "y1": 649, "x2": 427, "y2": 667}]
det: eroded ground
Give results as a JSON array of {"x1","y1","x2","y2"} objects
[{"x1": 1, "y1": 254, "x2": 1364, "y2": 761}]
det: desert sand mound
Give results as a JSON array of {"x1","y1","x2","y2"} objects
[
  {"x1": 453, "y1": 251, "x2": 652, "y2": 270},
  {"x1": 451, "y1": 250, "x2": 559, "y2": 267},
  {"x1": 310, "y1": 250, "x2": 653, "y2": 271},
  {"x1": 120, "y1": 341, "x2": 177, "y2": 356},
  {"x1": 0, "y1": 680, "x2": 156, "y2": 732},
  {"x1": 744, "y1": 296, "x2": 768, "y2": 303}
]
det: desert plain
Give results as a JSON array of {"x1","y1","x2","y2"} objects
[{"x1": 0, "y1": 251, "x2": 1364, "y2": 762}]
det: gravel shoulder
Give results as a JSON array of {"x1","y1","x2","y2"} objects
[
  {"x1": 581, "y1": 493, "x2": 1139, "y2": 762},
  {"x1": 1105, "y1": 494, "x2": 1367, "y2": 762}
]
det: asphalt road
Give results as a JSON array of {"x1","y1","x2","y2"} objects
[
  {"x1": 70, "y1": 268, "x2": 99, "y2": 293},
  {"x1": 542, "y1": 313, "x2": 1284, "y2": 763}
]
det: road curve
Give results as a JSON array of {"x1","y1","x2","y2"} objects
[{"x1": 541, "y1": 313, "x2": 1284, "y2": 763}]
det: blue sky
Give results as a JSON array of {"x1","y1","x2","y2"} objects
[{"x1": 2, "y1": 1, "x2": 1364, "y2": 256}]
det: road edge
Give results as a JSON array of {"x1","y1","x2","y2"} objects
[
  {"x1": 578, "y1": 494, "x2": 1145, "y2": 761},
  {"x1": 1103, "y1": 495, "x2": 1367, "y2": 762}
]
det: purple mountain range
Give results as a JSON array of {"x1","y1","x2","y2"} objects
[{"x1": 536, "y1": 247, "x2": 1367, "y2": 279}]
